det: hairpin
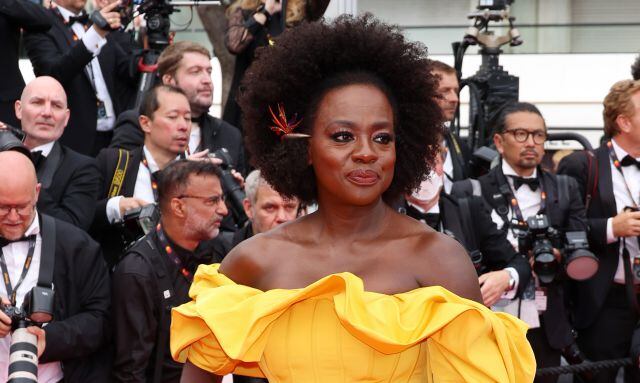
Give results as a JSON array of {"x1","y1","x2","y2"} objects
[{"x1": 268, "y1": 103, "x2": 309, "y2": 140}]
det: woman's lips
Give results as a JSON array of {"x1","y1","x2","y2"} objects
[{"x1": 346, "y1": 169, "x2": 379, "y2": 185}]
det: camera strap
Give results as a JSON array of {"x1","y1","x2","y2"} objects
[
  {"x1": 0, "y1": 237, "x2": 36, "y2": 306},
  {"x1": 607, "y1": 140, "x2": 639, "y2": 208},
  {"x1": 496, "y1": 166, "x2": 547, "y2": 234},
  {"x1": 621, "y1": 238, "x2": 640, "y2": 316},
  {"x1": 108, "y1": 149, "x2": 131, "y2": 198},
  {"x1": 38, "y1": 215, "x2": 56, "y2": 289}
]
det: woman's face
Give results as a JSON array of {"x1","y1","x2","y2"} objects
[{"x1": 309, "y1": 84, "x2": 396, "y2": 206}]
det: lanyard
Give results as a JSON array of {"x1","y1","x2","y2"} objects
[
  {"x1": 497, "y1": 167, "x2": 546, "y2": 233},
  {"x1": 607, "y1": 140, "x2": 639, "y2": 208},
  {"x1": 156, "y1": 224, "x2": 193, "y2": 283},
  {"x1": 0, "y1": 237, "x2": 37, "y2": 305}
]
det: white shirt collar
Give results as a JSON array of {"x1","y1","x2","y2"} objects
[
  {"x1": 501, "y1": 160, "x2": 538, "y2": 179},
  {"x1": 32, "y1": 142, "x2": 56, "y2": 157},
  {"x1": 142, "y1": 146, "x2": 182, "y2": 173},
  {"x1": 54, "y1": 3, "x2": 78, "y2": 22},
  {"x1": 24, "y1": 212, "x2": 41, "y2": 237},
  {"x1": 611, "y1": 137, "x2": 636, "y2": 161}
]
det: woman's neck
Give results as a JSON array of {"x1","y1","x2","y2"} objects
[{"x1": 314, "y1": 194, "x2": 390, "y2": 241}]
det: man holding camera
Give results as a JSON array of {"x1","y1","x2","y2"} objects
[
  {"x1": 110, "y1": 41, "x2": 245, "y2": 175},
  {"x1": 452, "y1": 102, "x2": 589, "y2": 382},
  {"x1": 404, "y1": 146, "x2": 531, "y2": 308},
  {"x1": 112, "y1": 159, "x2": 228, "y2": 383},
  {"x1": 558, "y1": 80, "x2": 640, "y2": 383},
  {"x1": 23, "y1": 0, "x2": 139, "y2": 156},
  {"x1": 11, "y1": 76, "x2": 101, "y2": 231},
  {"x1": 92, "y1": 85, "x2": 195, "y2": 266},
  {"x1": 0, "y1": 150, "x2": 111, "y2": 382}
]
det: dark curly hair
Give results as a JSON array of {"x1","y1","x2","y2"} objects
[{"x1": 239, "y1": 14, "x2": 443, "y2": 204}]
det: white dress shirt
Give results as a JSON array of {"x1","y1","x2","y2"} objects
[
  {"x1": 31, "y1": 142, "x2": 55, "y2": 157},
  {"x1": 489, "y1": 161, "x2": 541, "y2": 327},
  {"x1": 606, "y1": 139, "x2": 640, "y2": 284},
  {"x1": 106, "y1": 147, "x2": 181, "y2": 223},
  {"x1": 189, "y1": 121, "x2": 201, "y2": 155},
  {"x1": 442, "y1": 138, "x2": 454, "y2": 194},
  {"x1": 56, "y1": 4, "x2": 116, "y2": 132},
  {"x1": 0, "y1": 213, "x2": 63, "y2": 382}
]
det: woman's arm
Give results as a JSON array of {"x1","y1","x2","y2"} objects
[{"x1": 180, "y1": 361, "x2": 222, "y2": 383}]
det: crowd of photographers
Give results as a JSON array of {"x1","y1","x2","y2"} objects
[{"x1": 2, "y1": 0, "x2": 640, "y2": 382}]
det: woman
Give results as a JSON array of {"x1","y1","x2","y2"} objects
[
  {"x1": 172, "y1": 15, "x2": 535, "y2": 382},
  {"x1": 223, "y1": 0, "x2": 329, "y2": 130}
]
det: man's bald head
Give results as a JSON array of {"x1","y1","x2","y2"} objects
[
  {"x1": 0, "y1": 151, "x2": 40, "y2": 240},
  {"x1": 16, "y1": 76, "x2": 70, "y2": 149}
]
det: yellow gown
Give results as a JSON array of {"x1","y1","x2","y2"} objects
[{"x1": 171, "y1": 264, "x2": 536, "y2": 382}]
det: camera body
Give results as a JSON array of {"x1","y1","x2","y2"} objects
[
  {"x1": 121, "y1": 203, "x2": 160, "y2": 248},
  {"x1": 1, "y1": 286, "x2": 55, "y2": 331},
  {"x1": 518, "y1": 214, "x2": 598, "y2": 283}
]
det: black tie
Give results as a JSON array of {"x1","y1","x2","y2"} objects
[
  {"x1": 68, "y1": 13, "x2": 90, "y2": 26},
  {"x1": 620, "y1": 155, "x2": 640, "y2": 169},
  {"x1": 0, "y1": 235, "x2": 36, "y2": 248},
  {"x1": 510, "y1": 176, "x2": 539, "y2": 191},
  {"x1": 407, "y1": 205, "x2": 440, "y2": 229},
  {"x1": 31, "y1": 150, "x2": 45, "y2": 169}
]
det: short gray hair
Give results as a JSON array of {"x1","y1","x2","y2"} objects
[{"x1": 244, "y1": 169, "x2": 268, "y2": 204}]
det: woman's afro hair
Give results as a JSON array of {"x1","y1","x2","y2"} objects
[{"x1": 239, "y1": 13, "x2": 444, "y2": 204}]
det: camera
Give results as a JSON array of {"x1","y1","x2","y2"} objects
[
  {"x1": 3, "y1": 286, "x2": 55, "y2": 383},
  {"x1": 518, "y1": 214, "x2": 598, "y2": 283},
  {"x1": 209, "y1": 148, "x2": 248, "y2": 226},
  {"x1": 0, "y1": 124, "x2": 31, "y2": 159},
  {"x1": 121, "y1": 203, "x2": 160, "y2": 248}
]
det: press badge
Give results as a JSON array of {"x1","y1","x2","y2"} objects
[{"x1": 534, "y1": 288, "x2": 547, "y2": 312}]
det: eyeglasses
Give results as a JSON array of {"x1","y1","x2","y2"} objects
[
  {"x1": 0, "y1": 203, "x2": 34, "y2": 216},
  {"x1": 177, "y1": 194, "x2": 226, "y2": 207},
  {"x1": 502, "y1": 129, "x2": 547, "y2": 144}
]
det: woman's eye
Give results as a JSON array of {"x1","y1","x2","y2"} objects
[
  {"x1": 331, "y1": 131, "x2": 353, "y2": 142},
  {"x1": 373, "y1": 133, "x2": 393, "y2": 144}
]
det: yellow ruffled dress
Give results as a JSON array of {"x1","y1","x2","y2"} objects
[{"x1": 171, "y1": 264, "x2": 535, "y2": 382}]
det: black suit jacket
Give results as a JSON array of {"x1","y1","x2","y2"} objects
[
  {"x1": 35, "y1": 142, "x2": 101, "y2": 231},
  {"x1": 451, "y1": 164, "x2": 587, "y2": 349},
  {"x1": 23, "y1": 9, "x2": 138, "y2": 155},
  {"x1": 109, "y1": 110, "x2": 246, "y2": 174},
  {"x1": 405, "y1": 194, "x2": 531, "y2": 297},
  {"x1": 445, "y1": 129, "x2": 473, "y2": 182},
  {"x1": 0, "y1": 0, "x2": 50, "y2": 125},
  {"x1": 91, "y1": 146, "x2": 142, "y2": 265},
  {"x1": 40, "y1": 214, "x2": 111, "y2": 382},
  {"x1": 557, "y1": 145, "x2": 620, "y2": 329}
]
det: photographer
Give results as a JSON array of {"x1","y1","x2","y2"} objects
[
  {"x1": 403, "y1": 146, "x2": 530, "y2": 307},
  {"x1": 0, "y1": 150, "x2": 111, "y2": 382},
  {"x1": 110, "y1": 41, "x2": 246, "y2": 175},
  {"x1": 23, "y1": 0, "x2": 140, "y2": 156},
  {"x1": 558, "y1": 80, "x2": 640, "y2": 383},
  {"x1": 452, "y1": 102, "x2": 589, "y2": 382},
  {"x1": 112, "y1": 159, "x2": 228, "y2": 383}
]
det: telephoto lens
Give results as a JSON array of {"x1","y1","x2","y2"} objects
[{"x1": 7, "y1": 320, "x2": 38, "y2": 383}]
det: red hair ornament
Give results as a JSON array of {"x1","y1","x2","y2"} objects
[{"x1": 268, "y1": 103, "x2": 310, "y2": 140}]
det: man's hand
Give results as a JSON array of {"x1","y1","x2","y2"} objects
[
  {"x1": 612, "y1": 210, "x2": 640, "y2": 238},
  {"x1": 479, "y1": 270, "x2": 511, "y2": 307},
  {"x1": 93, "y1": 0, "x2": 122, "y2": 37},
  {"x1": 119, "y1": 197, "x2": 150, "y2": 216},
  {"x1": 27, "y1": 326, "x2": 46, "y2": 357},
  {"x1": 0, "y1": 298, "x2": 12, "y2": 338}
]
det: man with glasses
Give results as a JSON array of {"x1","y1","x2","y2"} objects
[
  {"x1": 0, "y1": 150, "x2": 111, "y2": 382},
  {"x1": 452, "y1": 102, "x2": 588, "y2": 383},
  {"x1": 112, "y1": 159, "x2": 228, "y2": 383}
]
